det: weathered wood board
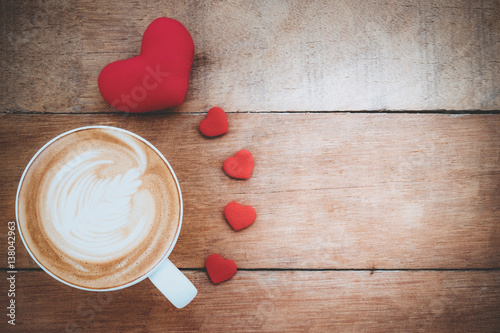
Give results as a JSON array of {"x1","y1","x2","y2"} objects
[
  {"x1": 1, "y1": 0, "x2": 499, "y2": 113},
  {"x1": 1, "y1": 270, "x2": 498, "y2": 332},
  {"x1": 1, "y1": 113, "x2": 498, "y2": 270}
]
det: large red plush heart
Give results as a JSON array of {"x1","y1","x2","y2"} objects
[
  {"x1": 223, "y1": 150, "x2": 254, "y2": 179},
  {"x1": 205, "y1": 254, "x2": 237, "y2": 284},
  {"x1": 98, "y1": 17, "x2": 194, "y2": 113},
  {"x1": 199, "y1": 107, "x2": 228, "y2": 137},
  {"x1": 224, "y1": 202, "x2": 256, "y2": 231}
]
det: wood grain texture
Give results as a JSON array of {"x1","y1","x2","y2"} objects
[
  {"x1": 0, "y1": 270, "x2": 498, "y2": 332},
  {"x1": 1, "y1": 0, "x2": 499, "y2": 113},
  {"x1": 1, "y1": 1, "x2": 499, "y2": 331},
  {"x1": 1, "y1": 113, "x2": 499, "y2": 269}
]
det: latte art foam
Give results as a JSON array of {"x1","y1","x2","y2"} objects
[
  {"x1": 17, "y1": 127, "x2": 181, "y2": 289},
  {"x1": 46, "y1": 147, "x2": 149, "y2": 261}
]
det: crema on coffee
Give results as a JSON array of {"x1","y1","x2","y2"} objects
[{"x1": 17, "y1": 127, "x2": 181, "y2": 289}]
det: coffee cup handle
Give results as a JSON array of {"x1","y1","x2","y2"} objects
[{"x1": 148, "y1": 259, "x2": 197, "y2": 308}]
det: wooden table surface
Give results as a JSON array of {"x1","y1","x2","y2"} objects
[{"x1": 1, "y1": 1, "x2": 499, "y2": 332}]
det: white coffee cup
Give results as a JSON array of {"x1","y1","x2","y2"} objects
[{"x1": 16, "y1": 126, "x2": 197, "y2": 308}]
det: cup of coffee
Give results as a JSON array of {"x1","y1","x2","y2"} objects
[{"x1": 16, "y1": 126, "x2": 197, "y2": 308}]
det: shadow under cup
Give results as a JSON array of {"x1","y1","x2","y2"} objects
[{"x1": 16, "y1": 126, "x2": 183, "y2": 291}]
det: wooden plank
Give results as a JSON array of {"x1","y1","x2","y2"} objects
[
  {"x1": 0, "y1": 270, "x2": 498, "y2": 332},
  {"x1": 1, "y1": 113, "x2": 499, "y2": 269},
  {"x1": 1, "y1": 0, "x2": 499, "y2": 113}
]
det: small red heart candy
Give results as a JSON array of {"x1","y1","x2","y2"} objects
[
  {"x1": 98, "y1": 17, "x2": 194, "y2": 113},
  {"x1": 199, "y1": 107, "x2": 228, "y2": 137},
  {"x1": 205, "y1": 254, "x2": 237, "y2": 284},
  {"x1": 224, "y1": 202, "x2": 256, "y2": 231},
  {"x1": 223, "y1": 150, "x2": 254, "y2": 179}
]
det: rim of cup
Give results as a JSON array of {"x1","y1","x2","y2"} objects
[{"x1": 15, "y1": 125, "x2": 183, "y2": 292}]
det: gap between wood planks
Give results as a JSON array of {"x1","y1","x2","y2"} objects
[
  {"x1": 1, "y1": 110, "x2": 500, "y2": 115},
  {"x1": 2, "y1": 268, "x2": 499, "y2": 272}
]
